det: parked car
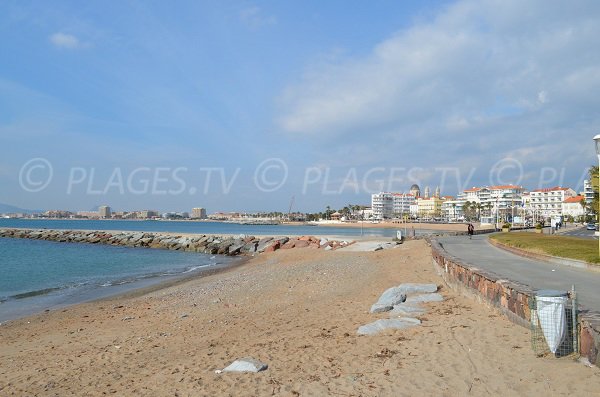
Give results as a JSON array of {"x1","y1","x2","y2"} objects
[{"x1": 586, "y1": 223, "x2": 597, "y2": 231}]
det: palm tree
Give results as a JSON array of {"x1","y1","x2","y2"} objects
[{"x1": 475, "y1": 203, "x2": 482, "y2": 221}]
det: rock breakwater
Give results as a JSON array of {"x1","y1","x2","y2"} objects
[{"x1": 0, "y1": 228, "x2": 354, "y2": 257}]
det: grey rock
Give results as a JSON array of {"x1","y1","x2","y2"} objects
[
  {"x1": 397, "y1": 283, "x2": 438, "y2": 295},
  {"x1": 228, "y1": 242, "x2": 245, "y2": 255},
  {"x1": 375, "y1": 287, "x2": 407, "y2": 306},
  {"x1": 389, "y1": 304, "x2": 426, "y2": 316},
  {"x1": 370, "y1": 303, "x2": 394, "y2": 313},
  {"x1": 405, "y1": 293, "x2": 444, "y2": 303},
  {"x1": 357, "y1": 318, "x2": 421, "y2": 335},
  {"x1": 241, "y1": 241, "x2": 258, "y2": 253},
  {"x1": 256, "y1": 237, "x2": 274, "y2": 253},
  {"x1": 222, "y1": 357, "x2": 268, "y2": 373}
]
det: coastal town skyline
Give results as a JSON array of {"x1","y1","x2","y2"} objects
[{"x1": 3, "y1": 1, "x2": 600, "y2": 212}]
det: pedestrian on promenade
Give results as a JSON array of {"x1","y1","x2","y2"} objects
[{"x1": 467, "y1": 223, "x2": 474, "y2": 239}]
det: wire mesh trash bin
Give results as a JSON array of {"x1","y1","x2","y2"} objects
[{"x1": 530, "y1": 288, "x2": 578, "y2": 357}]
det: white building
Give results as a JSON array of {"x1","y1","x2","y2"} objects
[
  {"x1": 409, "y1": 203, "x2": 419, "y2": 218},
  {"x1": 442, "y1": 199, "x2": 464, "y2": 221},
  {"x1": 583, "y1": 180, "x2": 594, "y2": 206},
  {"x1": 529, "y1": 186, "x2": 577, "y2": 218},
  {"x1": 372, "y1": 192, "x2": 417, "y2": 219},
  {"x1": 457, "y1": 185, "x2": 524, "y2": 220},
  {"x1": 562, "y1": 196, "x2": 585, "y2": 220},
  {"x1": 392, "y1": 193, "x2": 416, "y2": 217},
  {"x1": 371, "y1": 192, "x2": 393, "y2": 219}
]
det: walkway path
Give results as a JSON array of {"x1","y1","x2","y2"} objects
[{"x1": 436, "y1": 235, "x2": 600, "y2": 312}]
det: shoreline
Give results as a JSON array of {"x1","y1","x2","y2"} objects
[{"x1": 0, "y1": 239, "x2": 246, "y2": 324}]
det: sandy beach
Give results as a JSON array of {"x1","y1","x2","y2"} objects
[{"x1": 1, "y1": 240, "x2": 599, "y2": 396}]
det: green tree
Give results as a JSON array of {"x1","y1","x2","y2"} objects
[
  {"x1": 590, "y1": 165, "x2": 599, "y2": 221},
  {"x1": 463, "y1": 201, "x2": 477, "y2": 221}
]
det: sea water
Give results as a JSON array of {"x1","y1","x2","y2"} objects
[
  {"x1": 0, "y1": 237, "x2": 235, "y2": 322},
  {"x1": 0, "y1": 218, "x2": 434, "y2": 238}
]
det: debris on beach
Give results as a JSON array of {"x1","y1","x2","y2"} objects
[
  {"x1": 222, "y1": 357, "x2": 268, "y2": 373},
  {"x1": 359, "y1": 283, "x2": 443, "y2": 334}
]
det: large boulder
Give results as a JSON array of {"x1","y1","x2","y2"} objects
[
  {"x1": 389, "y1": 304, "x2": 426, "y2": 316},
  {"x1": 227, "y1": 241, "x2": 245, "y2": 255},
  {"x1": 405, "y1": 293, "x2": 444, "y2": 303},
  {"x1": 375, "y1": 287, "x2": 407, "y2": 307},
  {"x1": 256, "y1": 237, "x2": 274, "y2": 253}
]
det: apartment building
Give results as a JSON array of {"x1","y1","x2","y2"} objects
[{"x1": 529, "y1": 186, "x2": 577, "y2": 218}]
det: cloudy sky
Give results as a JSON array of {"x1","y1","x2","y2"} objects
[{"x1": 1, "y1": 0, "x2": 599, "y2": 213}]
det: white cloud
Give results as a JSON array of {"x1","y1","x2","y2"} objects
[
  {"x1": 49, "y1": 32, "x2": 86, "y2": 49},
  {"x1": 240, "y1": 6, "x2": 276, "y2": 29},
  {"x1": 277, "y1": 0, "x2": 600, "y2": 189}
]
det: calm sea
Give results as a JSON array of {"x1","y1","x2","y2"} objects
[
  {"x1": 0, "y1": 237, "x2": 235, "y2": 322},
  {"x1": 0, "y1": 218, "x2": 430, "y2": 237}
]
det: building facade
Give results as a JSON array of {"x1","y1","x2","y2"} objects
[
  {"x1": 98, "y1": 205, "x2": 111, "y2": 218},
  {"x1": 392, "y1": 193, "x2": 416, "y2": 217},
  {"x1": 562, "y1": 196, "x2": 585, "y2": 220},
  {"x1": 416, "y1": 196, "x2": 444, "y2": 218},
  {"x1": 529, "y1": 186, "x2": 577, "y2": 218},
  {"x1": 372, "y1": 192, "x2": 416, "y2": 219},
  {"x1": 584, "y1": 180, "x2": 594, "y2": 207},
  {"x1": 191, "y1": 207, "x2": 207, "y2": 219},
  {"x1": 371, "y1": 192, "x2": 393, "y2": 219}
]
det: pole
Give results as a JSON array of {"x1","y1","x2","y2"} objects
[{"x1": 571, "y1": 285, "x2": 578, "y2": 355}]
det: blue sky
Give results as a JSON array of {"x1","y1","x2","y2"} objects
[{"x1": 1, "y1": 0, "x2": 600, "y2": 213}]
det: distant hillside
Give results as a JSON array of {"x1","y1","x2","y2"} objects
[{"x1": 0, "y1": 202, "x2": 42, "y2": 214}]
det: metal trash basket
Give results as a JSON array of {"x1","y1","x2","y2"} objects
[{"x1": 530, "y1": 289, "x2": 578, "y2": 357}]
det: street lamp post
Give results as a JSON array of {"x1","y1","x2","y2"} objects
[{"x1": 593, "y1": 134, "x2": 600, "y2": 257}]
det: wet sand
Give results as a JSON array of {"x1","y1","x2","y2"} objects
[{"x1": 1, "y1": 240, "x2": 599, "y2": 396}]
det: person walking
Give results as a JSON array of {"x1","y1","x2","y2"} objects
[{"x1": 467, "y1": 223, "x2": 474, "y2": 239}]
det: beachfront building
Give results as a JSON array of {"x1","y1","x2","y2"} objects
[
  {"x1": 456, "y1": 185, "x2": 524, "y2": 221},
  {"x1": 441, "y1": 198, "x2": 463, "y2": 221},
  {"x1": 372, "y1": 192, "x2": 417, "y2": 219},
  {"x1": 138, "y1": 210, "x2": 159, "y2": 219},
  {"x1": 371, "y1": 192, "x2": 393, "y2": 219},
  {"x1": 416, "y1": 196, "x2": 445, "y2": 219},
  {"x1": 562, "y1": 196, "x2": 585, "y2": 220},
  {"x1": 528, "y1": 186, "x2": 577, "y2": 218},
  {"x1": 191, "y1": 207, "x2": 207, "y2": 219},
  {"x1": 392, "y1": 193, "x2": 416, "y2": 218},
  {"x1": 98, "y1": 205, "x2": 111, "y2": 218},
  {"x1": 371, "y1": 192, "x2": 395, "y2": 219},
  {"x1": 76, "y1": 211, "x2": 100, "y2": 219}
]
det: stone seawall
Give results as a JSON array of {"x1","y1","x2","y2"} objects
[
  {"x1": 0, "y1": 228, "x2": 353, "y2": 256},
  {"x1": 430, "y1": 238, "x2": 600, "y2": 367}
]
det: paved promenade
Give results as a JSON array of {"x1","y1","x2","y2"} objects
[{"x1": 436, "y1": 235, "x2": 600, "y2": 312}]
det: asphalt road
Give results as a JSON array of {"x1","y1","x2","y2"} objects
[
  {"x1": 436, "y1": 235, "x2": 600, "y2": 312},
  {"x1": 561, "y1": 227, "x2": 597, "y2": 239}
]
